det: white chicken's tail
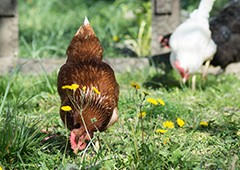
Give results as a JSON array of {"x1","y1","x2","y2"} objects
[{"x1": 190, "y1": 0, "x2": 216, "y2": 19}]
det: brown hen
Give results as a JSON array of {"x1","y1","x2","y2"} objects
[{"x1": 57, "y1": 17, "x2": 119, "y2": 153}]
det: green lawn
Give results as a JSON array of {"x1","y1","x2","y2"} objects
[
  {"x1": 1, "y1": 0, "x2": 238, "y2": 169},
  {"x1": 0, "y1": 67, "x2": 239, "y2": 169}
]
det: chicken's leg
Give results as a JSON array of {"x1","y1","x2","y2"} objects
[
  {"x1": 192, "y1": 75, "x2": 196, "y2": 90},
  {"x1": 202, "y1": 59, "x2": 211, "y2": 79}
]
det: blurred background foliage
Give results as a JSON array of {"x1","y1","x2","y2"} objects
[{"x1": 18, "y1": 0, "x2": 229, "y2": 58}]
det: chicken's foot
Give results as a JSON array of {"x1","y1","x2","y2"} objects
[{"x1": 202, "y1": 59, "x2": 211, "y2": 79}]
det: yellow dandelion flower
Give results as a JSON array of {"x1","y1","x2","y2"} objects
[
  {"x1": 82, "y1": 86, "x2": 87, "y2": 92},
  {"x1": 147, "y1": 98, "x2": 158, "y2": 105},
  {"x1": 157, "y1": 98, "x2": 165, "y2": 106},
  {"x1": 163, "y1": 121, "x2": 174, "y2": 129},
  {"x1": 71, "y1": 84, "x2": 79, "y2": 91},
  {"x1": 61, "y1": 105, "x2": 72, "y2": 112},
  {"x1": 92, "y1": 86, "x2": 100, "y2": 95},
  {"x1": 200, "y1": 121, "x2": 208, "y2": 127},
  {"x1": 62, "y1": 85, "x2": 72, "y2": 90},
  {"x1": 130, "y1": 82, "x2": 140, "y2": 90},
  {"x1": 155, "y1": 129, "x2": 168, "y2": 134},
  {"x1": 138, "y1": 112, "x2": 146, "y2": 118},
  {"x1": 177, "y1": 118, "x2": 185, "y2": 127},
  {"x1": 163, "y1": 138, "x2": 170, "y2": 145},
  {"x1": 237, "y1": 131, "x2": 240, "y2": 136},
  {"x1": 112, "y1": 35, "x2": 119, "y2": 42},
  {"x1": 0, "y1": 166, "x2": 2, "y2": 170},
  {"x1": 62, "y1": 84, "x2": 79, "y2": 91}
]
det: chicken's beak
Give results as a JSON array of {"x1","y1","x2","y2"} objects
[
  {"x1": 182, "y1": 77, "x2": 187, "y2": 84},
  {"x1": 182, "y1": 74, "x2": 190, "y2": 84},
  {"x1": 182, "y1": 72, "x2": 190, "y2": 84}
]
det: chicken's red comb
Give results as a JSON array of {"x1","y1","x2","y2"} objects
[{"x1": 70, "y1": 131, "x2": 78, "y2": 152}]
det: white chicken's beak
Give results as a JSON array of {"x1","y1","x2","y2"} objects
[{"x1": 182, "y1": 77, "x2": 187, "y2": 84}]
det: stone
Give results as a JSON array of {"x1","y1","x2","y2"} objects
[
  {"x1": 0, "y1": 57, "x2": 240, "y2": 78},
  {"x1": 0, "y1": 0, "x2": 18, "y2": 59},
  {"x1": 151, "y1": 0, "x2": 180, "y2": 56}
]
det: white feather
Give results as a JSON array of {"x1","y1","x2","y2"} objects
[
  {"x1": 84, "y1": 16, "x2": 89, "y2": 25},
  {"x1": 169, "y1": 0, "x2": 217, "y2": 75}
]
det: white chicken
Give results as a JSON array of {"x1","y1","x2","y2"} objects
[{"x1": 169, "y1": 0, "x2": 217, "y2": 89}]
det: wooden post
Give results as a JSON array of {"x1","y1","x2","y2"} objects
[
  {"x1": 151, "y1": 0, "x2": 180, "y2": 55},
  {"x1": 0, "y1": 0, "x2": 18, "y2": 73}
]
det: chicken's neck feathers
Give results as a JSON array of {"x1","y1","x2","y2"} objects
[
  {"x1": 170, "y1": 44, "x2": 215, "y2": 74},
  {"x1": 67, "y1": 18, "x2": 103, "y2": 64}
]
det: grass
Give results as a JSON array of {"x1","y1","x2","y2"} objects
[
  {"x1": 2, "y1": 0, "x2": 238, "y2": 169},
  {"x1": 18, "y1": 0, "x2": 228, "y2": 59},
  {"x1": 19, "y1": 0, "x2": 151, "y2": 58},
  {"x1": 0, "y1": 66, "x2": 239, "y2": 169}
]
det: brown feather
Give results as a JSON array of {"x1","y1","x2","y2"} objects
[{"x1": 66, "y1": 18, "x2": 103, "y2": 63}]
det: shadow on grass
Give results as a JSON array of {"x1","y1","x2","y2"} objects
[
  {"x1": 186, "y1": 110, "x2": 239, "y2": 144},
  {"x1": 145, "y1": 53, "x2": 228, "y2": 91},
  {"x1": 40, "y1": 131, "x2": 74, "y2": 156},
  {"x1": 143, "y1": 73, "x2": 181, "y2": 90},
  {"x1": 144, "y1": 53, "x2": 181, "y2": 90}
]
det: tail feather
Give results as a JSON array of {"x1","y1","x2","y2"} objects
[
  {"x1": 191, "y1": 0, "x2": 216, "y2": 18},
  {"x1": 84, "y1": 16, "x2": 89, "y2": 25},
  {"x1": 66, "y1": 17, "x2": 103, "y2": 63}
]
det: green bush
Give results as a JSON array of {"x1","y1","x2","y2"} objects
[
  {"x1": 19, "y1": 0, "x2": 151, "y2": 58},
  {"x1": 19, "y1": 0, "x2": 230, "y2": 59}
]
